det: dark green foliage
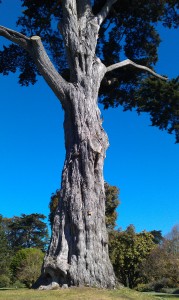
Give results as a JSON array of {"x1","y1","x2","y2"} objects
[
  {"x1": 135, "y1": 77, "x2": 179, "y2": 142},
  {"x1": 3, "y1": 213, "x2": 49, "y2": 252},
  {"x1": 104, "y1": 182, "x2": 120, "y2": 230},
  {"x1": 95, "y1": 0, "x2": 179, "y2": 143},
  {"x1": 150, "y1": 230, "x2": 163, "y2": 244},
  {"x1": 0, "y1": 44, "x2": 39, "y2": 85},
  {"x1": 0, "y1": 0, "x2": 178, "y2": 141}
]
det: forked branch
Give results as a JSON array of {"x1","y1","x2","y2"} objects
[
  {"x1": 106, "y1": 59, "x2": 168, "y2": 80},
  {"x1": 0, "y1": 25, "x2": 69, "y2": 106},
  {"x1": 97, "y1": 0, "x2": 118, "y2": 25}
]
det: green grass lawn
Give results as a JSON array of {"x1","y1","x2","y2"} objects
[
  {"x1": 0, "y1": 287, "x2": 176, "y2": 300},
  {"x1": 148, "y1": 292, "x2": 179, "y2": 300}
]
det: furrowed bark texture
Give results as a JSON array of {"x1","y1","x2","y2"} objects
[
  {"x1": 39, "y1": 2, "x2": 116, "y2": 288},
  {"x1": 42, "y1": 80, "x2": 115, "y2": 288}
]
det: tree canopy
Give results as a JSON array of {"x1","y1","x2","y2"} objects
[
  {"x1": 0, "y1": 0, "x2": 179, "y2": 141},
  {"x1": 2, "y1": 213, "x2": 49, "y2": 252}
]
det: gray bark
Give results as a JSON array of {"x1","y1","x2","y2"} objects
[
  {"x1": 42, "y1": 71, "x2": 116, "y2": 288},
  {"x1": 40, "y1": 4, "x2": 116, "y2": 286},
  {"x1": 28, "y1": 1, "x2": 116, "y2": 288}
]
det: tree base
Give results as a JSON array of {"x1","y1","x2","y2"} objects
[{"x1": 33, "y1": 260, "x2": 116, "y2": 289}]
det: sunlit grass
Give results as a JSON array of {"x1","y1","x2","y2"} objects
[{"x1": 0, "y1": 287, "x2": 167, "y2": 300}]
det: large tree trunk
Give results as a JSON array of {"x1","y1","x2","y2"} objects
[
  {"x1": 40, "y1": 71, "x2": 116, "y2": 288},
  {"x1": 30, "y1": 2, "x2": 116, "y2": 289}
]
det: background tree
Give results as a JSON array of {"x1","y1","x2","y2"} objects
[
  {"x1": 48, "y1": 190, "x2": 61, "y2": 230},
  {"x1": 109, "y1": 225, "x2": 155, "y2": 288},
  {"x1": 140, "y1": 237, "x2": 179, "y2": 290},
  {"x1": 3, "y1": 213, "x2": 49, "y2": 252},
  {"x1": 150, "y1": 230, "x2": 163, "y2": 245},
  {"x1": 0, "y1": 0, "x2": 178, "y2": 288},
  {"x1": 11, "y1": 248, "x2": 44, "y2": 288},
  {"x1": 0, "y1": 215, "x2": 12, "y2": 287},
  {"x1": 105, "y1": 182, "x2": 120, "y2": 230},
  {"x1": 165, "y1": 224, "x2": 179, "y2": 255}
]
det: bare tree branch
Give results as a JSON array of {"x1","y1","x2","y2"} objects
[
  {"x1": 0, "y1": 25, "x2": 30, "y2": 50},
  {"x1": 0, "y1": 26, "x2": 69, "y2": 106},
  {"x1": 106, "y1": 59, "x2": 168, "y2": 80},
  {"x1": 97, "y1": 0, "x2": 118, "y2": 26},
  {"x1": 30, "y1": 36, "x2": 69, "y2": 106}
]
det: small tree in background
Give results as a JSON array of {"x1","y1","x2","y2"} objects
[
  {"x1": 105, "y1": 182, "x2": 120, "y2": 230},
  {"x1": 49, "y1": 190, "x2": 61, "y2": 230},
  {"x1": 140, "y1": 240, "x2": 179, "y2": 290},
  {"x1": 165, "y1": 224, "x2": 179, "y2": 255},
  {"x1": 11, "y1": 248, "x2": 44, "y2": 288},
  {"x1": 109, "y1": 225, "x2": 155, "y2": 288}
]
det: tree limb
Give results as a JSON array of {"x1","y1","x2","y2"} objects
[
  {"x1": 106, "y1": 59, "x2": 168, "y2": 80},
  {"x1": 0, "y1": 26, "x2": 69, "y2": 106},
  {"x1": 30, "y1": 36, "x2": 69, "y2": 106},
  {"x1": 0, "y1": 25, "x2": 30, "y2": 50},
  {"x1": 97, "y1": 0, "x2": 118, "y2": 26},
  {"x1": 0, "y1": 26, "x2": 68, "y2": 106}
]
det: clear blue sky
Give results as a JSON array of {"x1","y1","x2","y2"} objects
[{"x1": 0, "y1": 1, "x2": 178, "y2": 236}]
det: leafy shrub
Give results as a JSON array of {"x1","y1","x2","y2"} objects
[
  {"x1": 11, "y1": 248, "x2": 44, "y2": 288},
  {"x1": 0, "y1": 274, "x2": 11, "y2": 288},
  {"x1": 135, "y1": 283, "x2": 154, "y2": 292},
  {"x1": 136, "y1": 278, "x2": 175, "y2": 293},
  {"x1": 10, "y1": 280, "x2": 26, "y2": 289},
  {"x1": 153, "y1": 278, "x2": 174, "y2": 292}
]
